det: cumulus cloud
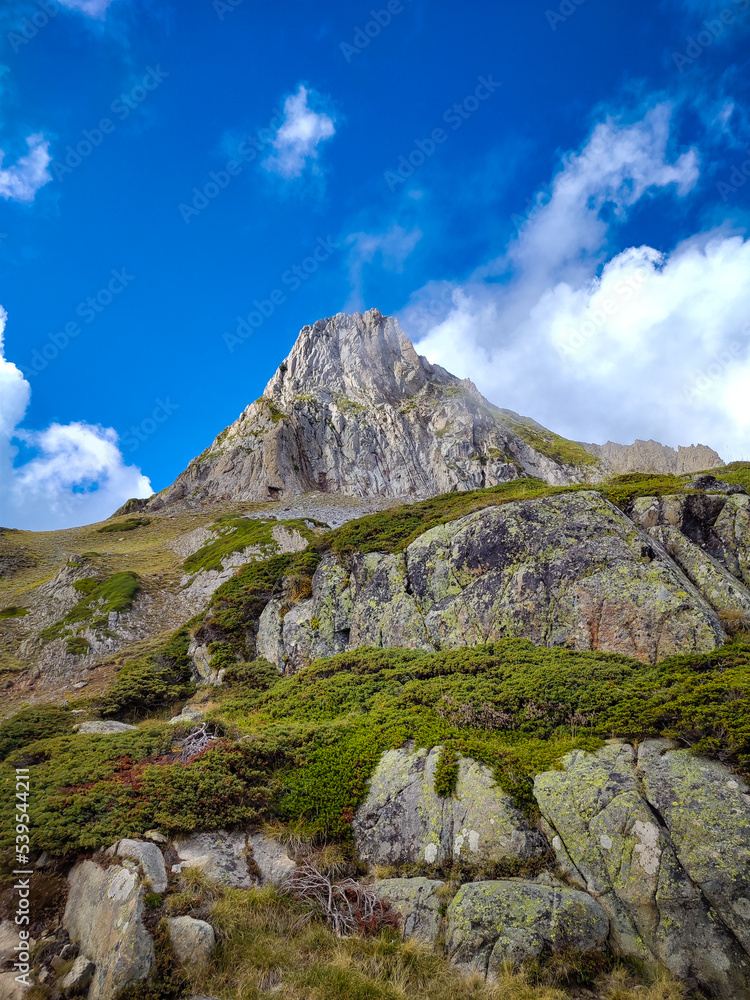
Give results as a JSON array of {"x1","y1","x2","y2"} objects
[
  {"x1": 0, "y1": 133, "x2": 52, "y2": 203},
  {"x1": 0, "y1": 308, "x2": 151, "y2": 531},
  {"x1": 408, "y1": 104, "x2": 750, "y2": 461},
  {"x1": 57, "y1": 0, "x2": 115, "y2": 17},
  {"x1": 262, "y1": 84, "x2": 336, "y2": 179}
]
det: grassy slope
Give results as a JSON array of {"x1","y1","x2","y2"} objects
[{"x1": 3, "y1": 469, "x2": 747, "y2": 998}]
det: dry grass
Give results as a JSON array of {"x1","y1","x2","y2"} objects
[{"x1": 185, "y1": 885, "x2": 689, "y2": 1000}]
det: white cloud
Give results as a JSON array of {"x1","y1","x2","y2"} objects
[
  {"x1": 0, "y1": 133, "x2": 52, "y2": 203},
  {"x1": 57, "y1": 0, "x2": 115, "y2": 17},
  {"x1": 0, "y1": 308, "x2": 152, "y2": 531},
  {"x1": 408, "y1": 104, "x2": 750, "y2": 461},
  {"x1": 262, "y1": 84, "x2": 336, "y2": 179}
]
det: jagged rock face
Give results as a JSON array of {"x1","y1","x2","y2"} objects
[
  {"x1": 581, "y1": 439, "x2": 723, "y2": 475},
  {"x1": 352, "y1": 746, "x2": 544, "y2": 867},
  {"x1": 257, "y1": 491, "x2": 727, "y2": 669},
  {"x1": 533, "y1": 741, "x2": 750, "y2": 998},
  {"x1": 632, "y1": 492, "x2": 750, "y2": 587},
  {"x1": 154, "y1": 310, "x2": 599, "y2": 508}
]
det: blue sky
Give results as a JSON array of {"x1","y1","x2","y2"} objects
[{"x1": 0, "y1": 0, "x2": 749, "y2": 529}]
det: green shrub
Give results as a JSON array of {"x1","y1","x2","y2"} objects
[
  {"x1": 65, "y1": 636, "x2": 90, "y2": 657},
  {"x1": 40, "y1": 571, "x2": 141, "y2": 642},
  {"x1": 101, "y1": 628, "x2": 195, "y2": 718},
  {"x1": 97, "y1": 517, "x2": 151, "y2": 534},
  {"x1": 0, "y1": 606, "x2": 28, "y2": 619},
  {"x1": 433, "y1": 744, "x2": 459, "y2": 798},
  {"x1": 184, "y1": 517, "x2": 316, "y2": 575},
  {"x1": 0, "y1": 706, "x2": 73, "y2": 762}
]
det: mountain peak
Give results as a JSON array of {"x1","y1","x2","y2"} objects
[{"x1": 264, "y1": 308, "x2": 457, "y2": 408}]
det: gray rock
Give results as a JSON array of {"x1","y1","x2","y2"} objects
[
  {"x1": 580, "y1": 439, "x2": 723, "y2": 476},
  {"x1": 77, "y1": 720, "x2": 138, "y2": 735},
  {"x1": 266, "y1": 491, "x2": 727, "y2": 669},
  {"x1": 353, "y1": 745, "x2": 544, "y2": 867},
  {"x1": 166, "y1": 916, "x2": 215, "y2": 968},
  {"x1": 114, "y1": 839, "x2": 168, "y2": 893},
  {"x1": 371, "y1": 878, "x2": 445, "y2": 944},
  {"x1": 63, "y1": 859, "x2": 154, "y2": 1000},
  {"x1": 152, "y1": 310, "x2": 599, "y2": 513},
  {"x1": 684, "y1": 474, "x2": 746, "y2": 494},
  {"x1": 169, "y1": 705, "x2": 206, "y2": 725},
  {"x1": 647, "y1": 524, "x2": 750, "y2": 618},
  {"x1": 445, "y1": 880, "x2": 609, "y2": 977},
  {"x1": 247, "y1": 833, "x2": 296, "y2": 885},
  {"x1": 0, "y1": 972, "x2": 29, "y2": 999},
  {"x1": 60, "y1": 955, "x2": 95, "y2": 994},
  {"x1": 0, "y1": 921, "x2": 30, "y2": 967},
  {"x1": 631, "y1": 492, "x2": 750, "y2": 588},
  {"x1": 172, "y1": 830, "x2": 255, "y2": 888},
  {"x1": 638, "y1": 740, "x2": 750, "y2": 956},
  {"x1": 534, "y1": 743, "x2": 750, "y2": 998}
]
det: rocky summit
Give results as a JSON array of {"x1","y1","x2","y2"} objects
[
  {"x1": 1, "y1": 309, "x2": 749, "y2": 1000},
  {"x1": 151, "y1": 308, "x2": 706, "y2": 511}
]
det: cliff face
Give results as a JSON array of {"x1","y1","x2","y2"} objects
[
  {"x1": 151, "y1": 309, "x2": 602, "y2": 509},
  {"x1": 580, "y1": 439, "x2": 724, "y2": 475}
]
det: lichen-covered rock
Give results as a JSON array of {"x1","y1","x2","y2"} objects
[
  {"x1": 353, "y1": 745, "x2": 544, "y2": 867},
  {"x1": 632, "y1": 492, "x2": 750, "y2": 587},
  {"x1": 534, "y1": 742, "x2": 750, "y2": 998},
  {"x1": 63, "y1": 859, "x2": 154, "y2": 1000},
  {"x1": 445, "y1": 880, "x2": 609, "y2": 976},
  {"x1": 171, "y1": 830, "x2": 255, "y2": 888},
  {"x1": 77, "y1": 721, "x2": 137, "y2": 735},
  {"x1": 166, "y1": 917, "x2": 215, "y2": 968},
  {"x1": 264, "y1": 491, "x2": 727, "y2": 669},
  {"x1": 247, "y1": 833, "x2": 296, "y2": 885},
  {"x1": 638, "y1": 740, "x2": 750, "y2": 956},
  {"x1": 647, "y1": 524, "x2": 750, "y2": 618},
  {"x1": 171, "y1": 830, "x2": 294, "y2": 888},
  {"x1": 371, "y1": 878, "x2": 445, "y2": 944},
  {"x1": 113, "y1": 839, "x2": 168, "y2": 893}
]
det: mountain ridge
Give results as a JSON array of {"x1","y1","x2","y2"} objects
[{"x1": 146, "y1": 308, "x2": 722, "y2": 513}]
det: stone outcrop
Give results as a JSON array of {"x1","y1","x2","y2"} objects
[
  {"x1": 151, "y1": 310, "x2": 602, "y2": 511},
  {"x1": 370, "y1": 878, "x2": 446, "y2": 944},
  {"x1": 171, "y1": 830, "x2": 295, "y2": 887},
  {"x1": 259, "y1": 491, "x2": 727, "y2": 669},
  {"x1": 631, "y1": 491, "x2": 750, "y2": 588},
  {"x1": 113, "y1": 839, "x2": 168, "y2": 893},
  {"x1": 533, "y1": 741, "x2": 750, "y2": 998},
  {"x1": 63, "y1": 859, "x2": 155, "y2": 1000},
  {"x1": 580, "y1": 439, "x2": 723, "y2": 475},
  {"x1": 445, "y1": 880, "x2": 609, "y2": 976},
  {"x1": 353, "y1": 745, "x2": 544, "y2": 867}
]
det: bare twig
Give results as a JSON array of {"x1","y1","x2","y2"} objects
[
  {"x1": 281, "y1": 863, "x2": 397, "y2": 937},
  {"x1": 179, "y1": 723, "x2": 220, "y2": 763}
]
